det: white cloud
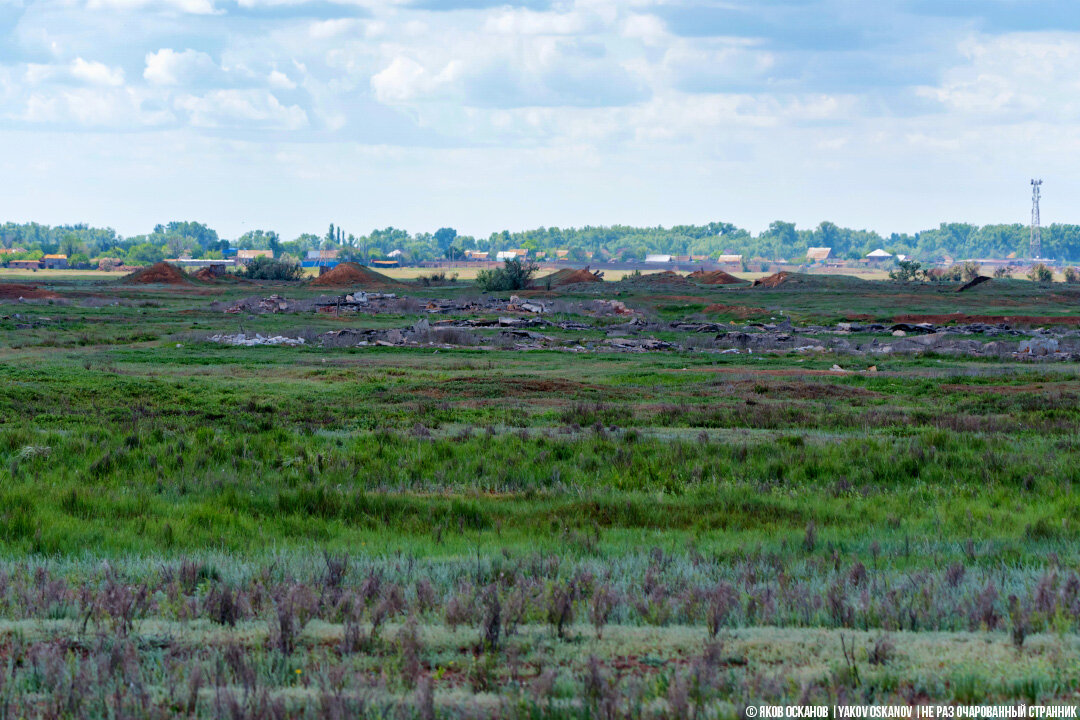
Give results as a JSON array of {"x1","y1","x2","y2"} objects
[
  {"x1": 144, "y1": 48, "x2": 218, "y2": 85},
  {"x1": 70, "y1": 57, "x2": 125, "y2": 86},
  {"x1": 622, "y1": 13, "x2": 666, "y2": 46},
  {"x1": 6, "y1": 0, "x2": 1080, "y2": 239},
  {"x1": 85, "y1": 0, "x2": 217, "y2": 14},
  {"x1": 16, "y1": 87, "x2": 174, "y2": 127},
  {"x1": 917, "y1": 33, "x2": 1080, "y2": 120},
  {"x1": 483, "y1": 8, "x2": 591, "y2": 36},
  {"x1": 308, "y1": 18, "x2": 362, "y2": 39},
  {"x1": 371, "y1": 56, "x2": 446, "y2": 104},
  {"x1": 268, "y1": 69, "x2": 296, "y2": 89},
  {"x1": 175, "y1": 89, "x2": 308, "y2": 129}
]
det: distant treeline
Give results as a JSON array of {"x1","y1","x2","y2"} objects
[{"x1": 2, "y1": 219, "x2": 1078, "y2": 266}]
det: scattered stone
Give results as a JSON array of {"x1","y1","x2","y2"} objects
[{"x1": 207, "y1": 333, "x2": 305, "y2": 346}]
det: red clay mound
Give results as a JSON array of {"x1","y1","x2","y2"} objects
[
  {"x1": 0, "y1": 283, "x2": 61, "y2": 300},
  {"x1": 533, "y1": 267, "x2": 604, "y2": 288},
  {"x1": 646, "y1": 271, "x2": 690, "y2": 284},
  {"x1": 194, "y1": 268, "x2": 221, "y2": 281},
  {"x1": 310, "y1": 262, "x2": 402, "y2": 289},
  {"x1": 689, "y1": 269, "x2": 745, "y2": 285},
  {"x1": 620, "y1": 271, "x2": 697, "y2": 290},
  {"x1": 122, "y1": 262, "x2": 192, "y2": 285},
  {"x1": 752, "y1": 271, "x2": 790, "y2": 288}
]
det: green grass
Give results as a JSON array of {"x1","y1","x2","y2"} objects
[{"x1": 1, "y1": 273, "x2": 1080, "y2": 711}]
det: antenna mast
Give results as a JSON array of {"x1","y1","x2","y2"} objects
[{"x1": 1030, "y1": 179, "x2": 1042, "y2": 259}]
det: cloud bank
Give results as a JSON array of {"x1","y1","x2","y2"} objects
[{"x1": 0, "y1": 0, "x2": 1077, "y2": 237}]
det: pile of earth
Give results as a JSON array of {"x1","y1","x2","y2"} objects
[
  {"x1": 193, "y1": 268, "x2": 238, "y2": 282},
  {"x1": 753, "y1": 271, "x2": 791, "y2": 288},
  {"x1": 0, "y1": 283, "x2": 61, "y2": 300},
  {"x1": 623, "y1": 271, "x2": 696, "y2": 289},
  {"x1": 533, "y1": 267, "x2": 604, "y2": 288},
  {"x1": 310, "y1": 262, "x2": 403, "y2": 289},
  {"x1": 121, "y1": 262, "x2": 192, "y2": 285},
  {"x1": 751, "y1": 272, "x2": 870, "y2": 290},
  {"x1": 689, "y1": 269, "x2": 745, "y2": 285}
]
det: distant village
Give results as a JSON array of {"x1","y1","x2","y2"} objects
[{"x1": 0, "y1": 243, "x2": 1040, "y2": 276}]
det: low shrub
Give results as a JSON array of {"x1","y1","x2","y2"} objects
[
  {"x1": 1028, "y1": 263, "x2": 1053, "y2": 283},
  {"x1": 242, "y1": 255, "x2": 304, "y2": 281},
  {"x1": 475, "y1": 258, "x2": 538, "y2": 291}
]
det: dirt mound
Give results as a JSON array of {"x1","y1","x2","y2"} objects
[
  {"x1": 689, "y1": 269, "x2": 746, "y2": 285},
  {"x1": 622, "y1": 271, "x2": 696, "y2": 289},
  {"x1": 310, "y1": 262, "x2": 402, "y2": 289},
  {"x1": 753, "y1": 271, "x2": 790, "y2": 288},
  {"x1": 533, "y1": 267, "x2": 604, "y2": 288},
  {"x1": 194, "y1": 268, "x2": 224, "y2": 282},
  {"x1": 0, "y1": 283, "x2": 61, "y2": 300},
  {"x1": 122, "y1": 262, "x2": 192, "y2": 285}
]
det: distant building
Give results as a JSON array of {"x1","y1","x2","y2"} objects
[
  {"x1": 0, "y1": 247, "x2": 27, "y2": 255},
  {"x1": 806, "y1": 247, "x2": 831, "y2": 262},
  {"x1": 42, "y1": 254, "x2": 68, "y2": 269},
  {"x1": 496, "y1": 249, "x2": 528, "y2": 261},
  {"x1": 645, "y1": 254, "x2": 672, "y2": 263},
  {"x1": 866, "y1": 249, "x2": 893, "y2": 262},
  {"x1": 8, "y1": 260, "x2": 41, "y2": 270},
  {"x1": 465, "y1": 251, "x2": 489, "y2": 260},
  {"x1": 172, "y1": 258, "x2": 235, "y2": 271},
  {"x1": 717, "y1": 254, "x2": 742, "y2": 265},
  {"x1": 306, "y1": 249, "x2": 339, "y2": 261},
  {"x1": 236, "y1": 249, "x2": 273, "y2": 264},
  {"x1": 371, "y1": 258, "x2": 399, "y2": 268}
]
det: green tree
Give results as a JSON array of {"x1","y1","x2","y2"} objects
[
  {"x1": 434, "y1": 227, "x2": 458, "y2": 253},
  {"x1": 127, "y1": 243, "x2": 165, "y2": 265},
  {"x1": 1028, "y1": 263, "x2": 1053, "y2": 283},
  {"x1": 475, "y1": 258, "x2": 539, "y2": 291},
  {"x1": 242, "y1": 255, "x2": 303, "y2": 281},
  {"x1": 889, "y1": 260, "x2": 924, "y2": 282}
]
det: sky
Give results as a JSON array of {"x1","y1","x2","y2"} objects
[{"x1": 0, "y1": 0, "x2": 1077, "y2": 240}]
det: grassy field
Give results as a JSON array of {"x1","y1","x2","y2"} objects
[{"x1": 0, "y1": 269, "x2": 1079, "y2": 716}]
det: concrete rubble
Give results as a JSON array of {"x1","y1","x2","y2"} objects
[
  {"x1": 203, "y1": 295, "x2": 1080, "y2": 360},
  {"x1": 207, "y1": 333, "x2": 305, "y2": 346}
]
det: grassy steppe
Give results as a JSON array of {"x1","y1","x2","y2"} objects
[{"x1": 0, "y1": 272, "x2": 1078, "y2": 715}]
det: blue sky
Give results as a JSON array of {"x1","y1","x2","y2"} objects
[{"x1": 0, "y1": 0, "x2": 1076, "y2": 239}]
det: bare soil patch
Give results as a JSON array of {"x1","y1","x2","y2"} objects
[
  {"x1": 0, "y1": 283, "x2": 61, "y2": 299},
  {"x1": 310, "y1": 262, "x2": 403, "y2": 289},
  {"x1": 703, "y1": 303, "x2": 769, "y2": 318},
  {"x1": 533, "y1": 268, "x2": 604, "y2": 287},
  {"x1": 674, "y1": 367, "x2": 856, "y2": 378},
  {"x1": 753, "y1": 272, "x2": 791, "y2": 288},
  {"x1": 121, "y1": 262, "x2": 192, "y2": 285},
  {"x1": 893, "y1": 312, "x2": 1080, "y2": 326},
  {"x1": 689, "y1": 269, "x2": 745, "y2": 285}
]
